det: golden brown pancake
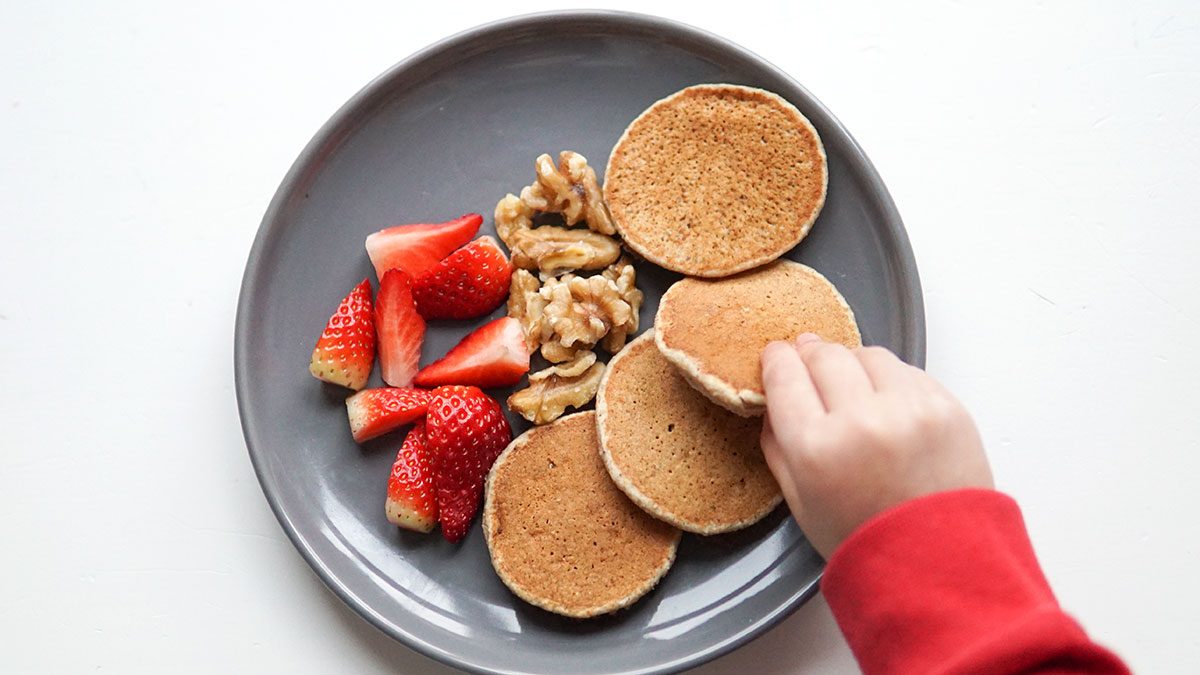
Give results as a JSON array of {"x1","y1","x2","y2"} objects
[
  {"x1": 604, "y1": 84, "x2": 827, "y2": 278},
  {"x1": 596, "y1": 333, "x2": 780, "y2": 534},
  {"x1": 483, "y1": 412, "x2": 680, "y2": 618},
  {"x1": 655, "y1": 260, "x2": 861, "y2": 417}
]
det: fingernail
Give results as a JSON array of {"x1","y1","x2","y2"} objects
[{"x1": 794, "y1": 332, "x2": 822, "y2": 346}]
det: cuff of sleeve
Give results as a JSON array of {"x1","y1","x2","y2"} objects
[
  {"x1": 823, "y1": 488, "x2": 1037, "y2": 588},
  {"x1": 821, "y1": 489, "x2": 1062, "y2": 674}
]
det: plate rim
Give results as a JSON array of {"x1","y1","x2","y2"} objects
[{"x1": 235, "y1": 9, "x2": 925, "y2": 674}]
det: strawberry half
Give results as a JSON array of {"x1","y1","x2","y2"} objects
[
  {"x1": 365, "y1": 213, "x2": 481, "y2": 281},
  {"x1": 376, "y1": 269, "x2": 426, "y2": 387},
  {"x1": 414, "y1": 317, "x2": 529, "y2": 389},
  {"x1": 426, "y1": 386, "x2": 512, "y2": 543},
  {"x1": 346, "y1": 387, "x2": 431, "y2": 443},
  {"x1": 412, "y1": 236, "x2": 513, "y2": 320},
  {"x1": 385, "y1": 421, "x2": 437, "y2": 533},
  {"x1": 309, "y1": 278, "x2": 375, "y2": 390}
]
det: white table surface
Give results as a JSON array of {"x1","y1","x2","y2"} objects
[{"x1": 4, "y1": 1, "x2": 1198, "y2": 672}]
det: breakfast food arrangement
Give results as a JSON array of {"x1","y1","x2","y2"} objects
[{"x1": 306, "y1": 84, "x2": 861, "y2": 616}]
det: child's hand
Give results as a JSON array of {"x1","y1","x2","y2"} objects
[{"x1": 760, "y1": 334, "x2": 994, "y2": 558}]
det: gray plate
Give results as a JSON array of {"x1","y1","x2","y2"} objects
[{"x1": 235, "y1": 10, "x2": 924, "y2": 675}]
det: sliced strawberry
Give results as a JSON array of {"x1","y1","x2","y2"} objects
[
  {"x1": 309, "y1": 278, "x2": 375, "y2": 390},
  {"x1": 426, "y1": 386, "x2": 512, "y2": 543},
  {"x1": 345, "y1": 387, "x2": 431, "y2": 443},
  {"x1": 385, "y1": 421, "x2": 437, "y2": 533},
  {"x1": 365, "y1": 213, "x2": 481, "y2": 281},
  {"x1": 412, "y1": 236, "x2": 513, "y2": 320},
  {"x1": 414, "y1": 317, "x2": 529, "y2": 389},
  {"x1": 375, "y1": 269, "x2": 426, "y2": 387}
]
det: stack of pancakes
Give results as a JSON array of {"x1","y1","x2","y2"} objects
[{"x1": 484, "y1": 84, "x2": 862, "y2": 618}]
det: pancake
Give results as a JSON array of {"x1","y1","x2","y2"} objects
[
  {"x1": 596, "y1": 333, "x2": 781, "y2": 534},
  {"x1": 604, "y1": 84, "x2": 827, "y2": 278},
  {"x1": 655, "y1": 260, "x2": 862, "y2": 417},
  {"x1": 483, "y1": 412, "x2": 680, "y2": 618}
]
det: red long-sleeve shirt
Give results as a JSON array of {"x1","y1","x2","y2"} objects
[{"x1": 821, "y1": 489, "x2": 1131, "y2": 674}]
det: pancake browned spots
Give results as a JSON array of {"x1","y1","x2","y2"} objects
[
  {"x1": 596, "y1": 333, "x2": 781, "y2": 534},
  {"x1": 483, "y1": 412, "x2": 680, "y2": 618},
  {"x1": 604, "y1": 84, "x2": 827, "y2": 278},
  {"x1": 655, "y1": 260, "x2": 862, "y2": 417}
]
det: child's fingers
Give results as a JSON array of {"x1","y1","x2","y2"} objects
[
  {"x1": 762, "y1": 340, "x2": 825, "y2": 424},
  {"x1": 796, "y1": 338, "x2": 873, "y2": 410},
  {"x1": 760, "y1": 416, "x2": 805, "y2": 519},
  {"x1": 855, "y1": 345, "x2": 916, "y2": 392}
]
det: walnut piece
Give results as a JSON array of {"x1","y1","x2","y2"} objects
[
  {"x1": 508, "y1": 353, "x2": 606, "y2": 425},
  {"x1": 535, "y1": 350, "x2": 598, "y2": 378},
  {"x1": 495, "y1": 152, "x2": 622, "y2": 276},
  {"x1": 540, "y1": 340, "x2": 586, "y2": 364},
  {"x1": 600, "y1": 259, "x2": 644, "y2": 353},
  {"x1": 507, "y1": 269, "x2": 548, "y2": 350},
  {"x1": 506, "y1": 225, "x2": 621, "y2": 277},
  {"x1": 494, "y1": 193, "x2": 534, "y2": 245},
  {"x1": 540, "y1": 275, "x2": 633, "y2": 358},
  {"x1": 520, "y1": 152, "x2": 616, "y2": 235}
]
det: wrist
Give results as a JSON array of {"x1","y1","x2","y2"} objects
[{"x1": 825, "y1": 487, "x2": 1013, "y2": 568}]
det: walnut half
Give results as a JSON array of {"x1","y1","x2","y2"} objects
[
  {"x1": 506, "y1": 225, "x2": 621, "y2": 277},
  {"x1": 540, "y1": 274, "x2": 633, "y2": 359},
  {"x1": 521, "y1": 152, "x2": 616, "y2": 235},
  {"x1": 507, "y1": 269, "x2": 548, "y2": 350},
  {"x1": 494, "y1": 193, "x2": 534, "y2": 245},
  {"x1": 508, "y1": 352, "x2": 606, "y2": 425},
  {"x1": 600, "y1": 259, "x2": 644, "y2": 353},
  {"x1": 495, "y1": 152, "x2": 622, "y2": 277}
]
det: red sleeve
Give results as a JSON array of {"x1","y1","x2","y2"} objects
[{"x1": 821, "y1": 489, "x2": 1131, "y2": 675}]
